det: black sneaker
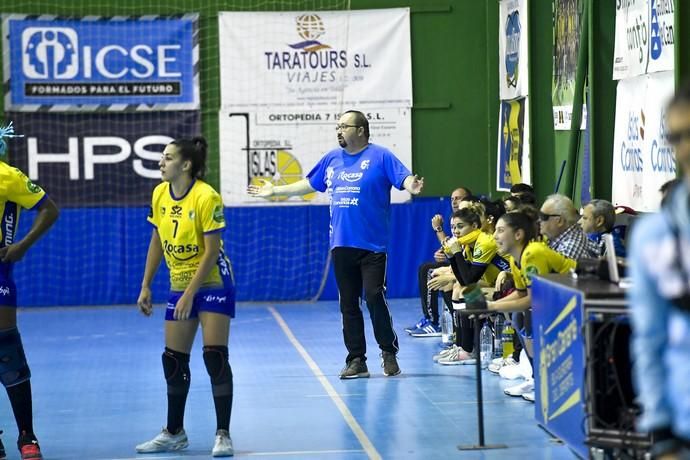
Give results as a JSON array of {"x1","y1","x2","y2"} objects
[
  {"x1": 17, "y1": 431, "x2": 42, "y2": 460},
  {"x1": 339, "y1": 357, "x2": 369, "y2": 379},
  {"x1": 381, "y1": 351, "x2": 401, "y2": 376}
]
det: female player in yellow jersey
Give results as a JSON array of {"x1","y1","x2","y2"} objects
[
  {"x1": 136, "y1": 137, "x2": 235, "y2": 457},
  {"x1": 435, "y1": 207, "x2": 509, "y2": 364},
  {"x1": 0, "y1": 122, "x2": 58, "y2": 460}
]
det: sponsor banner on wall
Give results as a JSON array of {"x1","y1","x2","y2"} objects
[
  {"x1": 498, "y1": 0, "x2": 528, "y2": 100},
  {"x1": 217, "y1": 9, "x2": 411, "y2": 110},
  {"x1": 611, "y1": 71, "x2": 675, "y2": 211},
  {"x1": 646, "y1": 0, "x2": 675, "y2": 74},
  {"x1": 497, "y1": 97, "x2": 531, "y2": 191},
  {"x1": 552, "y1": 0, "x2": 587, "y2": 131},
  {"x1": 532, "y1": 278, "x2": 588, "y2": 459},
  {"x1": 613, "y1": 0, "x2": 675, "y2": 79},
  {"x1": 2, "y1": 14, "x2": 199, "y2": 111},
  {"x1": 219, "y1": 108, "x2": 412, "y2": 205},
  {"x1": 5, "y1": 111, "x2": 200, "y2": 206}
]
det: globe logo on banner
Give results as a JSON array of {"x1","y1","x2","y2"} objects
[
  {"x1": 504, "y1": 10, "x2": 521, "y2": 89},
  {"x1": 650, "y1": 0, "x2": 663, "y2": 60},
  {"x1": 289, "y1": 14, "x2": 331, "y2": 52},
  {"x1": 22, "y1": 27, "x2": 78, "y2": 79}
]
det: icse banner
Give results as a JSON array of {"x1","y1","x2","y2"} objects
[
  {"x1": 2, "y1": 14, "x2": 199, "y2": 111},
  {"x1": 6, "y1": 111, "x2": 200, "y2": 206},
  {"x1": 611, "y1": 71, "x2": 675, "y2": 212},
  {"x1": 498, "y1": 0, "x2": 528, "y2": 101},
  {"x1": 612, "y1": 0, "x2": 675, "y2": 80},
  {"x1": 218, "y1": 108, "x2": 412, "y2": 205}
]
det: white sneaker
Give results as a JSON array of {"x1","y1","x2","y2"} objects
[
  {"x1": 518, "y1": 349, "x2": 533, "y2": 379},
  {"x1": 504, "y1": 378, "x2": 534, "y2": 397},
  {"x1": 438, "y1": 348, "x2": 476, "y2": 365},
  {"x1": 433, "y1": 344, "x2": 457, "y2": 362},
  {"x1": 136, "y1": 428, "x2": 189, "y2": 453},
  {"x1": 498, "y1": 360, "x2": 524, "y2": 380},
  {"x1": 212, "y1": 429, "x2": 234, "y2": 457},
  {"x1": 491, "y1": 357, "x2": 504, "y2": 366},
  {"x1": 522, "y1": 391, "x2": 535, "y2": 402},
  {"x1": 489, "y1": 356, "x2": 517, "y2": 374}
]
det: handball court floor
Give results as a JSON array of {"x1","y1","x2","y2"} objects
[{"x1": 0, "y1": 299, "x2": 578, "y2": 459}]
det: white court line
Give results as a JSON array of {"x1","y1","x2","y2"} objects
[
  {"x1": 106, "y1": 449, "x2": 366, "y2": 460},
  {"x1": 268, "y1": 306, "x2": 382, "y2": 460},
  {"x1": 244, "y1": 448, "x2": 367, "y2": 456}
]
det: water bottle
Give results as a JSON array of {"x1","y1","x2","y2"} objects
[
  {"x1": 493, "y1": 315, "x2": 504, "y2": 359},
  {"x1": 440, "y1": 306, "x2": 454, "y2": 346},
  {"x1": 502, "y1": 320, "x2": 515, "y2": 359},
  {"x1": 479, "y1": 321, "x2": 492, "y2": 369}
]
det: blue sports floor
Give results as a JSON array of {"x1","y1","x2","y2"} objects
[{"x1": 0, "y1": 299, "x2": 579, "y2": 459}]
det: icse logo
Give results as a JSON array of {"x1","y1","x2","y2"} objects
[{"x1": 22, "y1": 27, "x2": 79, "y2": 79}]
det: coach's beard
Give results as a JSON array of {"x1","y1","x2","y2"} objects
[{"x1": 338, "y1": 136, "x2": 346, "y2": 148}]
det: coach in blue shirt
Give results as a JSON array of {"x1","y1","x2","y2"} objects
[{"x1": 248, "y1": 110, "x2": 424, "y2": 379}]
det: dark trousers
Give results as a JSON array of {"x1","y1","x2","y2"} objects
[
  {"x1": 332, "y1": 247, "x2": 398, "y2": 363},
  {"x1": 417, "y1": 260, "x2": 449, "y2": 324}
]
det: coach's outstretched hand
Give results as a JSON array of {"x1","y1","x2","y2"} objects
[
  {"x1": 403, "y1": 174, "x2": 424, "y2": 195},
  {"x1": 247, "y1": 179, "x2": 274, "y2": 198}
]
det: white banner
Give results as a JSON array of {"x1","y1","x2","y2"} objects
[
  {"x1": 219, "y1": 108, "x2": 412, "y2": 206},
  {"x1": 647, "y1": 0, "x2": 675, "y2": 74},
  {"x1": 218, "y1": 9, "x2": 412, "y2": 111},
  {"x1": 498, "y1": 0, "x2": 529, "y2": 100},
  {"x1": 611, "y1": 71, "x2": 675, "y2": 212},
  {"x1": 613, "y1": 0, "x2": 675, "y2": 79}
]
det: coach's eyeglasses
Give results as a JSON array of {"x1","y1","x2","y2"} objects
[
  {"x1": 335, "y1": 124, "x2": 361, "y2": 131},
  {"x1": 538, "y1": 211, "x2": 561, "y2": 221},
  {"x1": 667, "y1": 128, "x2": 690, "y2": 145}
]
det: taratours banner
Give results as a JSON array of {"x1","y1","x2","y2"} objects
[
  {"x1": 218, "y1": 108, "x2": 412, "y2": 205},
  {"x1": 613, "y1": 0, "x2": 675, "y2": 80},
  {"x1": 217, "y1": 9, "x2": 412, "y2": 110},
  {"x1": 611, "y1": 71, "x2": 675, "y2": 211},
  {"x1": 5, "y1": 111, "x2": 200, "y2": 206},
  {"x1": 497, "y1": 97, "x2": 530, "y2": 191},
  {"x1": 498, "y1": 0, "x2": 528, "y2": 100},
  {"x1": 2, "y1": 14, "x2": 199, "y2": 111}
]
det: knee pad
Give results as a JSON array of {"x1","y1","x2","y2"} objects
[
  {"x1": 203, "y1": 346, "x2": 232, "y2": 397},
  {"x1": 0, "y1": 328, "x2": 30, "y2": 387},
  {"x1": 162, "y1": 348, "x2": 190, "y2": 395}
]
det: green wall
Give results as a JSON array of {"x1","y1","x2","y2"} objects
[
  {"x1": 2, "y1": 1, "x2": 686, "y2": 202},
  {"x1": 0, "y1": 0, "x2": 499, "y2": 198}
]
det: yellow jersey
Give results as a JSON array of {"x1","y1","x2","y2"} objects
[
  {"x1": 0, "y1": 162, "x2": 46, "y2": 248},
  {"x1": 510, "y1": 241, "x2": 576, "y2": 290},
  {"x1": 467, "y1": 232, "x2": 510, "y2": 286},
  {"x1": 147, "y1": 179, "x2": 232, "y2": 291}
]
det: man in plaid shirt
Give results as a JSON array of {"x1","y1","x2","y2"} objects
[{"x1": 538, "y1": 194, "x2": 597, "y2": 259}]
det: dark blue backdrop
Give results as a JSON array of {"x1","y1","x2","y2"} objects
[{"x1": 13, "y1": 197, "x2": 451, "y2": 306}]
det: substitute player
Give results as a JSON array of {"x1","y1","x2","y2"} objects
[
  {"x1": 136, "y1": 137, "x2": 235, "y2": 457},
  {"x1": 0, "y1": 122, "x2": 59, "y2": 460}
]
